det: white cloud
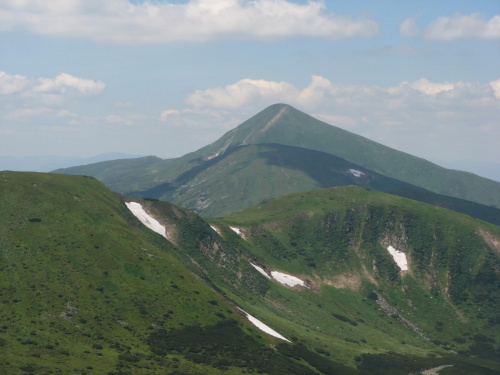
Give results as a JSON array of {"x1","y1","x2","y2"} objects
[
  {"x1": 490, "y1": 79, "x2": 500, "y2": 99},
  {"x1": 400, "y1": 15, "x2": 420, "y2": 37},
  {"x1": 0, "y1": 71, "x2": 105, "y2": 100},
  {"x1": 1, "y1": 71, "x2": 105, "y2": 131},
  {"x1": 160, "y1": 109, "x2": 180, "y2": 121},
  {"x1": 0, "y1": 71, "x2": 30, "y2": 94},
  {"x1": 424, "y1": 13, "x2": 500, "y2": 41},
  {"x1": 187, "y1": 78, "x2": 297, "y2": 108},
  {"x1": 34, "y1": 73, "x2": 105, "y2": 95},
  {"x1": 185, "y1": 76, "x2": 500, "y2": 113},
  {"x1": 0, "y1": 0, "x2": 379, "y2": 43},
  {"x1": 406, "y1": 78, "x2": 454, "y2": 95}
]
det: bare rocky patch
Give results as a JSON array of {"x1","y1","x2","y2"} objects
[
  {"x1": 376, "y1": 294, "x2": 427, "y2": 338},
  {"x1": 479, "y1": 228, "x2": 500, "y2": 256},
  {"x1": 420, "y1": 364, "x2": 453, "y2": 375},
  {"x1": 322, "y1": 273, "x2": 362, "y2": 292}
]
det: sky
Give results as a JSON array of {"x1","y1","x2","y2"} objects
[{"x1": 1, "y1": 0, "x2": 499, "y2": 168}]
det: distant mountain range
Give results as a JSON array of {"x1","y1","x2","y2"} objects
[
  {"x1": 54, "y1": 104, "x2": 500, "y2": 226},
  {"x1": 1, "y1": 171, "x2": 499, "y2": 374},
  {"x1": 0, "y1": 152, "x2": 142, "y2": 172}
]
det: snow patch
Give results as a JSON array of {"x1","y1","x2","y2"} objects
[
  {"x1": 210, "y1": 225, "x2": 219, "y2": 233},
  {"x1": 230, "y1": 226, "x2": 243, "y2": 236},
  {"x1": 348, "y1": 169, "x2": 365, "y2": 178},
  {"x1": 238, "y1": 308, "x2": 291, "y2": 342},
  {"x1": 250, "y1": 263, "x2": 271, "y2": 279},
  {"x1": 387, "y1": 245, "x2": 408, "y2": 271},
  {"x1": 125, "y1": 202, "x2": 168, "y2": 239},
  {"x1": 271, "y1": 271, "x2": 307, "y2": 288}
]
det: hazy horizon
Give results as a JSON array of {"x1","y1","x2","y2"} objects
[{"x1": 1, "y1": 0, "x2": 499, "y2": 166}]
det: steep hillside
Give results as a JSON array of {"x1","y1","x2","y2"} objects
[
  {"x1": 214, "y1": 187, "x2": 500, "y2": 373},
  {"x1": 1, "y1": 172, "x2": 499, "y2": 374},
  {"x1": 141, "y1": 186, "x2": 500, "y2": 373},
  {"x1": 0, "y1": 172, "x2": 334, "y2": 374},
  {"x1": 192, "y1": 104, "x2": 500, "y2": 208},
  {"x1": 128, "y1": 188, "x2": 500, "y2": 374}
]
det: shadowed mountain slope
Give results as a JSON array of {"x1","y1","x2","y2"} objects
[
  {"x1": 125, "y1": 143, "x2": 500, "y2": 224},
  {"x1": 190, "y1": 104, "x2": 500, "y2": 208}
]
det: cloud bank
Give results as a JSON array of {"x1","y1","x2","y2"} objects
[
  {"x1": 185, "y1": 75, "x2": 500, "y2": 112},
  {"x1": 400, "y1": 13, "x2": 500, "y2": 41},
  {"x1": 0, "y1": 0, "x2": 379, "y2": 43},
  {"x1": 1, "y1": 71, "x2": 105, "y2": 127},
  {"x1": 162, "y1": 75, "x2": 500, "y2": 161},
  {"x1": 0, "y1": 71, "x2": 105, "y2": 100},
  {"x1": 425, "y1": 13, "x2": 500, "y2": 41}
]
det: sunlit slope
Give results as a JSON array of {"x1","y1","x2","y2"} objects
[
  {"x1": 0, "y1": 172, "x2": 325, "y2": 375},
  {"x1": 138, "y1": 185, "x2": 500, "y2": 373},
  {"x1": 52, "y1": 155, "x2": 168, "y2": 193},
  {"x1": 213, "y1": 187, "x2": 500, "y2": 372},
  {"x1": 3, "y1": 172, "x2": 499, "y2": 373},
  {"x1": 223, "y1": 187, "x2": 500, "y2": 358}
]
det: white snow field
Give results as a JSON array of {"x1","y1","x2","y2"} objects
[
  {"x1": 387, "y1": 245, "x2": 408, "y2": 271},
  {"x1": 230, "y1": 226, "x2": 243, "y2": 236},
  {"x1": 250, "y1": 263, "x2": 271, "y2": 279},
  {"x1": 238, "y1": 308, "x2": 291, "y2": 342},
  {"x1": 271, "y1": 271, "x2": 307, "y2": 288},
  {"x1": 210, "y1": 225, "x2": 219, "y2": 233},
  {"x1": 348, "y1": 169, "x2": 365, "y2": 178},
  {"x1": 125, "y1": 202, "x2": 168, "y2": 239}
]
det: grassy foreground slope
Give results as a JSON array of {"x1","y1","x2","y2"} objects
[
  {"x1": 0, "y1": 172, "x2": 334, "y2": 375},
  {"x1": 135, "y1": 183, "x2": 500, "y2": 373},
  {"x1": 1, "y1": 172, "x2": 499, "y2": 374},
  {"x1": 212, "y1": 187, "x2": 500, "y2": 373}
]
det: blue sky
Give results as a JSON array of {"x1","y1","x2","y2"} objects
[{"x1": 1, "y1": 0, "x2": 499, "y2": 167}]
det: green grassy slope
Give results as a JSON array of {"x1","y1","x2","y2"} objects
[
  {"x1": 0, "y1": 172, "x2": 333, "y2": 375},
  {"x1": 52, "y1": 156, "x2": 169, "y2": 193},
  {"x1": 135, "y1": 185, "x2": 500, "y2": 373},
  {"x1": 212, "y1": 187, "x2": 500, "y2": 373},
  {"x1": 126, "y1": 143, "x2": 500, "y2": 224},
  {"x1": 1, "y1": 172, "x2": 499, "y2": 374}
]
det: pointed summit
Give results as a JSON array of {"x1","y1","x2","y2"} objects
[
  {"x1": 55, "y1": 104, "x2": 500, "y2": 211},
  {"x1": 194, "y1": 103, "x2": 500, "y2": 208}
]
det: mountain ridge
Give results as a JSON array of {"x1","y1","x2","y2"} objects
[
  {"x1": 52, "y1": 103, "x2": 500, "y2": 221},
  {"x1": 125, "y1": 143, "x2": 500, "y2": 225}
]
